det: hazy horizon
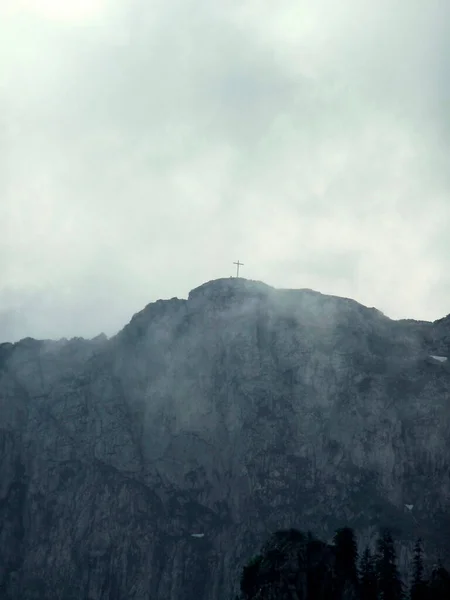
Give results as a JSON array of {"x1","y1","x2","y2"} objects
[
  {"x1": 2, "y1": 0, "x2": 450, "y2": 342},
  {"x1": 1, "y1": 275, "x2": 446, "y2": 344}
]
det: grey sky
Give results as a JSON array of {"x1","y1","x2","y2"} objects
[{"x1": 1, "y1": 0, "x2": 450, "y2": 342}]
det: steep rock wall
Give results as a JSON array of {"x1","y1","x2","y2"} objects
[{"x1": 0, "y1": 279, "x2": 449, "y2": 599}]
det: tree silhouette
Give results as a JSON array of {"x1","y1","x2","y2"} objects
[
  {"x1": 410, "y1": 538, "x2": 427, "y2": 600},
  {"x1": 240, "y1": 555, "x2": 263, "y2": 599},
  {"x1": 375, "y1": 529, "x2": 404, "y2": 600},
  {"x1": 428, "y1": 561, "x2": 450, "y2": 600},
  {"x1": 305, "y1": 532, "x2": 335, "y2": 599},
  {"x1": 237, "y1": 526, "x2": 449, "y2": 600},
  {"x1": 238, "y1": 528, "x2": 335, "y2": 600},
  {"x1": 333, "y1": 527, "x2": 359, "y2": 599},
  {"x1": 359, "y1": 546, "x2": 377, "y2": 600}
]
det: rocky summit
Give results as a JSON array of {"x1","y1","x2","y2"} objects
[{"x1": 0, "y1": 278, "x2": 449, "y2": 600}]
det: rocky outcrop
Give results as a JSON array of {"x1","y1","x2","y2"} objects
[{"x1": 0, "y1": 278, "x2": 449, "y2": 599}]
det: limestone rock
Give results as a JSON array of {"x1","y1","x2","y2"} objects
[{"x1": 0, "y1": 278, "x2": 449, "y2": 599}]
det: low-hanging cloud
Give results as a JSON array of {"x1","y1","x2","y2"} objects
[{"x1": 1, "y1": 0, "x2": 450, "y2": 342}]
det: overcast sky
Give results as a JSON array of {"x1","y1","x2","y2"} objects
[{"x1": 1, "y1": 0, "x2": 450, "y2": 342}]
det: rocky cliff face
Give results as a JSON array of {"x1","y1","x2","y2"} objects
[{"x1": 0, "y1": 278, "x2": 449, "y2": 600}]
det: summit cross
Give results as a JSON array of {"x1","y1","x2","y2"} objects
[{"x1": 233, "y1": 260, "x2": 244, "y2": 277}]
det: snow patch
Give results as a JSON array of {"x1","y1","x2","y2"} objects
[{"x1": 430, "y1": 355, "x2": 447, "y2": 363}]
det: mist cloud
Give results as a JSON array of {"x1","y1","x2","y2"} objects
[{"x1": 1, "y1": 0, "x2": 450, "y2": 341}]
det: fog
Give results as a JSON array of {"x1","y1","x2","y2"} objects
[{"x1": 2, "y1": 0, "x2": 450, "y2": 342}]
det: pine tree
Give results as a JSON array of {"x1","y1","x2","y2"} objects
[
  {"x1": 333, "y1": 527, "x2": 359, "y2": 599},
  {"x1": 359, "y1": 546, "x2": 377, "y2": 600},
  {"x1": 410, "y1": 538, "x2": 427, "y2": 600},
  {"x1": 240, "y1": 554, "x2": 263, "y2": 599},
  {"x1": 428, "y1": 561, "x2": 450, "y2": 600},
  {"x1": 305, "y1": 532, "x2": 335, "y2": 600},
  {"x1": 375, "y1": 529, "x2": 404, "y2": 600}
]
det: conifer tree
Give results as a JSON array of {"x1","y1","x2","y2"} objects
[
  {"x1": 359, "y1": 546, "x2": 377, "y2": 600},
  {"x1": 428, "y1": 561, "x2": 450, "y2": 600},
  {"x1": 375, "y1": 529, "x2": 404, "y2": 600},
  {"x1": 333, "y1": 527, "x2": 359, "y2": 599},
  {"x1": 410, "y1": 538, "x2": 427, "y2": 600}
]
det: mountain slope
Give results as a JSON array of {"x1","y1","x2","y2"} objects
[{"x1": 0, "y1": 278, "x2": 449, "y2": 599}]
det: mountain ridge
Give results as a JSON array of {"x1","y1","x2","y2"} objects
[
  {"x1": 0, "y1": 278, "x2": 449, "y2": 599},
  {"x1": 2, "y1": 278, "x2": 447, "y2": 349}
]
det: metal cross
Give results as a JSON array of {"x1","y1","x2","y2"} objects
[{"x1": 233, "y1": 260, "x2": 244, "y2": 277}]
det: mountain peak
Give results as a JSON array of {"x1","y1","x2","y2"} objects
[
  {"x1": 1, "y1": 276, "x2": 450, "y2": 599},
  {"x1": 187, "y1": 277, "x2": 274, "y2": 303}
]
